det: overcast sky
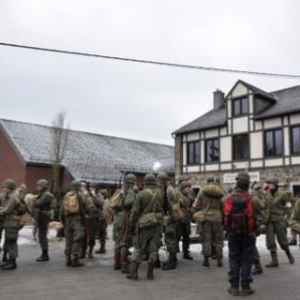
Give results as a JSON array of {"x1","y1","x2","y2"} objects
[{"x1": 0, "y1": 0, "x2": 300, "y2": 145}]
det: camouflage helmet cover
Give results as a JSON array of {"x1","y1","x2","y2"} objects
[
  {"x1": 266, "y1": 177, "x2": 279, "y2": 187},
  {"x1": 144, "y1": 173, "x2": 156, "y2": 185},
  {"x1": 125, "y1": 173, "x2": 136, "y2": 184},
  {"x1": 71, "y1": 180, "x2": 81, "y2": 189},
  {"x1": 157, "y1": 172, "x2": 169, "y2": 182},
  {"x1": 235, "y1": 172, "x2": 250, "y2": 182},
  {"x1": 36, "y1": 179, "x2": 48, "y2": 188},
  {"x1": 2, "y1": 179, "x2": 16, "y2": 190}
]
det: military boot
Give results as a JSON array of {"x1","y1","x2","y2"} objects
[
  {"x1": 36, "y1": 250, "x2": 49, "y2": 262},
  {"x1": 288, "y1": 239, "x2": 297, "y2": 246},
  {"x1": 114, "y1": 251, "x2": 121, "y2": 270},
  {"x1": 240, "y1": 284, "x2": 255, "y2": 296},
  {"x1": 162, "y1": 252, "x2": 177, "y2": 271},
  {"x1": 183, "y1": 251, "x2": 193, "y2": 260},
  {"x1": 2, "y1": 259, "x2": 17, "y2": 270},
  {"x1": 88, "y1": 247, "x2": 94, "y2": 258},
  {"x1": 72, "y1": 255, "x2": 84, "y2": 267},
  {"x1": 252, "y1": 259, "x2": 263, "y2": 275},
  {"x1": 65, "y1": 254, "x2": 72, "y2": 267},
  {"x1": 147, "y1": 263, "x2": 154, "y2": 280},
  {"x1": 216, "y1": 250, "x2": 223, "y2": 267},
  {"x1": 95, "y1": 245, "x2": 106, "y2": 254},
  {"x1": 228, "y1": 285, "x2": 239, "y2": 296},
  {"x1": 265, "y1": 251, "x2": 279, "y2": 268},
  {"x1": 202, "y1": 256, "x2": 210, "y2": 267},
  {"x1": 285, "y1": 248, "x2": 295, "y2": 264},
  {"x1": 126, "y1": 261, "x2": 139, "y2": 281},
  {"x1": 1, "y1": 251, "x2": 8, "y2": 267},
  {"x1": 120, "y1": 256, "x2": 130, "y2": 274}
]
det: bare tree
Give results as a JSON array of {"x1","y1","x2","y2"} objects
[{"x1": 50, "y1": 110, "x2": 70, "y2": 192}]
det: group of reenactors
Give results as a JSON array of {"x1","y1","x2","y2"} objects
[{"x1": 0, "y1": 172, "x2": 299, "y2": 295}]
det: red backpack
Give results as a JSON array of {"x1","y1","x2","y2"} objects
[{"x1": 224, "y1": 192, "x2": 255, "y2": 234}]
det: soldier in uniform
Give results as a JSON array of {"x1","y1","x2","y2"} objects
[
  {"x1": 288, "y1": 197, "x2": 300, "y2": 246},
  {"x1": 0, "y1": 179, "x2": 20, "y2": 270},
  {"x1": 156, "y1": 172, "x2": 178, "y2": 271},
  {"x1": 60, "y1": 181, "x2": 85, "y2": 267},
  {"x1": 112, "y1": 173, "x2": 136, "y2": 273},
  {"x1": 176, "y1": 181, "x2": 194, "y2": 260},
  {"x1": 33, "y1": 179, "x2": 54, "y2": 262},
  {"x1": 95, "y1": 189, "x2": 110, "y2": 254},
  {"x1": 193, "y1": 176, "x2": 224, "y2": 267},
  {"x1": 264, "y1": 177, "x2": 295, "y2": 267},
  {"x1": 127, "y1": 173, "x2": 164, "y2": 280},
  {"x1": 81, "y1": 182, "x2": 104, "y2": 258}
]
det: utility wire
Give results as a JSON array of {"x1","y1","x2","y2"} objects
[{"x1": 1, "y1": 41, "x2": 300, "y2": 79}]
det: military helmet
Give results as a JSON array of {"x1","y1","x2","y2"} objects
[
  {"x1": 125, "y1": 173, "x2": 136, "y2": 184},
  {"x1": 36, "y1": 179, "x2": 48, "y2": 188},
  {"x1": 144, "y1": 173, "x2": 156, "y2": 185},
  {"x1": 235, "y1": 172, "x2": 250, "y2": 182},
  {"x1": 157, "y1": 172, "x2": 169, "y2": 183},
  {"x1": 2, "y1": 179, "x2": 16, "y2": 190},
  {"x1": 266, "y1": 177, "x2": 279, "y2": 187},
  {"x1": 207, "y1": 176, "x2": 220, "y2": 184},
  {"x1": 71, "y1": 180, "x2": 81, "y2": 189},
  {"x1": 178, "y1": 175, "x2": 191, "y2": 184},
  {"x1": 179, "y1": 181, "x2": 191, "y2": 191},
  {"x1": 133, "y1": 185, "x2": 139, "y2": 194},
  {"x1": 89, "y1": 182, "x2": 99, "y2": 189}
]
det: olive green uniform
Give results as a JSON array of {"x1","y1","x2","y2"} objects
[
  {"x1": 33, "y1": 189, "x2": 53, "y2": 252},
  {"x1": 288, "y1": 198, "x2": 300, "y2": 237},
  {"x1": 113, "y1": 186, "x2": 136, "y2": 269},
  {"x1": 194, "y1": 185, "x2": 224, "y2": 259},
  {"x1": 264, "y1": 190, "x2": 290, "y2": 251},
  {"x1": 60, "y1": 191, "x2": 85, "y2": 257},
  {"x1": 81, "y1": 193, "x2": 103, "y2": 256},
  {"x1": 176, "y1": 190, "x2": 193, "y2": 256},
  {"x1": 130, "y1": 186, "x2": 164, "y2": 265},
  {"x1": 0, "y1": 191, "x2": 20, "y2": 261},
  {"x1": 97, "y1": 196, "x2": 110, "y2": 253}
]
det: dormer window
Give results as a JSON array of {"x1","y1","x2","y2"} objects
[{"x1": 233, "y1": 97, "x2": 248, "y2": 117}]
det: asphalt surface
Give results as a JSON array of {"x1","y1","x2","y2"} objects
[{"x1": 0, "y1": 226, "x2": 299, "y2": 300}]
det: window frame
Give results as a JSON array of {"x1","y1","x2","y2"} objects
[
  {"x1": 291, "y1": 125, "x2": 300, "y2": 155},
  {"x1": 187, "y1": 141, "x2": 200, "y2": 165},
  {"x1": 232, "y1": 97, "x2": 248, "y2": 117},
  {"x1": 232, "y1": 134, "x2": 250, "y2": 161},
  {"x1": 205, "y1": 138, "x2": 220, "y2": 163},
  {"x1": 264, "y1": 128, "x2": 283, "y2": 158}
]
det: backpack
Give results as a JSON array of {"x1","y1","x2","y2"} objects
[
  {"x1": 64, "y1": 193, "x2": 80, "y2": 215},
  {"x1": 109, "y1": 189, "x2": 124, "y2": 210},
  {"x1": 224, "y1": 192, "x2": 255, "y2": 234}
]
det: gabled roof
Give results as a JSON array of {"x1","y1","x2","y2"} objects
[
  {"x1": 173, "y1": 80, "x2": 300, "y2": 135},
  {"x1": 172, "y1": 107, "x2": 227, "y2": 135},
  {"x1": 0, "y1": 119, "x2": 174, "y2": 184},
  {"x1": 226, "y1": 80, "x2": 277, "y2": 102},
  {"x1": 255, "y1": 85, "x2": 300, "y2": 119}
]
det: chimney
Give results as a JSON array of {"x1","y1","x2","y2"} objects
[{"x1": 213, "y1": 89, "x2": 225, "y2": 110}]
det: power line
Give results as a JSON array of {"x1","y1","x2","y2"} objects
[{"x1": 1, "y1": 41, "x2": 300, "y2": 79}]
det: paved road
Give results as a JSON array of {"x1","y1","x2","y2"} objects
[{"x1": 0, "y1": 226, "x2": 299, "y2": 300}]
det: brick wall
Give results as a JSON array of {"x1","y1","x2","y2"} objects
[
  {"x1": 0, "y1": 126, "x2": 26, "y2": 186},
  {"x1": 25, "y1": 165, "x2": 73, "y2": 193}
]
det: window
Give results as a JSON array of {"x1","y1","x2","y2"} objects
[
  {"x1": 187, "y1": 141, "x2": 200, "y2": 165},
  {"x1": 205, "y1": 138, "x2": 220, "y2": 162},
  {"x1": 233, "y1": 134, "x2": 249, "y2": 160},
  {"x1": 233, "y1": 97, "x2": 248, "y2": 116},
  {"x1": 264, "y1": 129, "x2": 283, "y2": 157},
  {"x1": 291, "y1": 126, "x2": 300, "y2": 155}
]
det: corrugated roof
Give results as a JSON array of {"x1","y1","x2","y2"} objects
[{"x1": 0, "y1": 119, "x2": 174, "y2": 184}]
